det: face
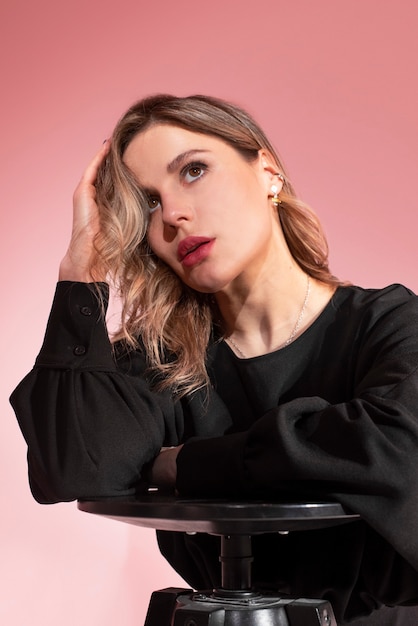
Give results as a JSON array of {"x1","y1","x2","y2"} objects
[{"x1": 123, "y1": 124, "x2": 282, "y2": 294}]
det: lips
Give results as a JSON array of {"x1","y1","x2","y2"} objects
[{"x1": 177, "y1": 236, "x2": 215, "y2": 267}]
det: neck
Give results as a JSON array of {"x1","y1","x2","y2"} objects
[
  {"x1": 218, "y1": 264, "x2": 312, "y2": 355},
  {"x1": 214, "y1": 226, "x2": 336, "y2": 358}
]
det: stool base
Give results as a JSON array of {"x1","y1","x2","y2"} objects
[{"x1": 144, "y1": 587, "x2": 337, "y2": 626}]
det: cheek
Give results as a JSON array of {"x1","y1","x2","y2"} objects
[
  {"x1": 145, "y1": 218, "x2": 161, "y2": 254},
  {"x1": 146, "y1": 218, "x2": 176, "y2": 267}
]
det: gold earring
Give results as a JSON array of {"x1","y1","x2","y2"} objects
[
  {"x1": 271, "y1": 172, "x2": 284, "y2": 206},
  {"x1": 271, "y1": 184, "x2": 281, "y2": 206}
]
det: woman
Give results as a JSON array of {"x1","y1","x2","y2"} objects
[{"x1": 10, "y1": 94, "x2": 418, "y2": 624}]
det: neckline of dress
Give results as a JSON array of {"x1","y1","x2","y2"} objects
[{"x1": 221, "y1": 285, "x2": 347, "y2": 362}]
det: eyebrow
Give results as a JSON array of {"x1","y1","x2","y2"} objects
[{"x1": 167, "y1": 149, "x2": 210, "y2": 173}]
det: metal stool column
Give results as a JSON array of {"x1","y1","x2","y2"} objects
[{"x1": 144, "y1": 532, "x2": 336, "y2": 626}]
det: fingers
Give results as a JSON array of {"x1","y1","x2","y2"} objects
[
  {"x1": 60, "y1": 141, "x2": 112, "y2": 282},
  {"x1": 80, "y1": 139, "x2": 111, "y2": 187},
  {"x1": 147, "y1": 445, "x2": 183, "y2": 487},
  {"x1": 73, "y1": 140, "x2": 111, "y2": 210}
]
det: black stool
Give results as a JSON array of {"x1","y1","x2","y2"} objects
[{"x1": 78, "y1": 494, "x2": 360, "y2": 626}]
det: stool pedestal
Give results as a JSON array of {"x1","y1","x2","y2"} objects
[
  {"x1": 79, "y1": 494, "x2": 360, "y2": 626},
  {"x1": 145, "y1": 586, "x2": 336, "y2": 626}
]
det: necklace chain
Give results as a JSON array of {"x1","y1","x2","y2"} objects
[{"x1": 225, "y1": 275, "x2": 311, "y2": 359}]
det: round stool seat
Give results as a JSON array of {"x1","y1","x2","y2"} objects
[{"x1": 78, "y1": 492, "x2": 359, "y2": 535}]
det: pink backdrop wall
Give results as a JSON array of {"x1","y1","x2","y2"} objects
[{"x1": 1, "y1": 1, "x2": 417, "y2": 624}]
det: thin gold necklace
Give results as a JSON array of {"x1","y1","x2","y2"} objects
[{"x1": 225, "y1": 275, "x2": 311, "y2": 359}]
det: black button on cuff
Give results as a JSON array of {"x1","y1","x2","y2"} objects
[
  {"x1": 80, "y1": 306, "x2": 92, "y2": 316},
  {"x1": 74, "y1": 345, "x2": 86, "y2": 356}
]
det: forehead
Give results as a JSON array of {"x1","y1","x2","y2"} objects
[{"x1": 123, "y1": 124, "x2": 236, "y2": 180}]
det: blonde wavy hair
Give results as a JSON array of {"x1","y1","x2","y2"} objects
[{"x1": 94, "y1": 94, "x2": 340, "y2": 396}]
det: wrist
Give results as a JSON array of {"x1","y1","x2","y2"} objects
[{"x1": 58, "y1": 253, "x2": 107, "y2": 283}]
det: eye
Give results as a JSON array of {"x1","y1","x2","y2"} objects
[
  {"x1": 182, "y1": 162, "x2": 207, "y2": 183},
  {"x1": 146, "y1": 196, "x2": 161, "y2": 213}
]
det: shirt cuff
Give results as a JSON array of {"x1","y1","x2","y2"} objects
[{"x1": 35, "y1": 281, "x2": 116, "y2": 370}]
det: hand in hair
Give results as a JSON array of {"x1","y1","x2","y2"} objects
[{"x1": 59, "y1": 140, "x2": 110, "y2": 283}]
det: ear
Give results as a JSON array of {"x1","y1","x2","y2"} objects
[{"x1": 258, "y1": 149, "x2": 284, "y2": 194}]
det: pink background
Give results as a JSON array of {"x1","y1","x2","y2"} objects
[{"x1": 1, "y1": 1, "x2": 417, "y2": 624}]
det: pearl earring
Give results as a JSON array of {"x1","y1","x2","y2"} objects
[
  {"x1": 271, "y1": 184, "x2": 281, "y2": 206},
  {"x1": 271, "y1": 172, "x2": 284, "y2": 206}
]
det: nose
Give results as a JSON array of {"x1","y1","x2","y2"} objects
[{"x1": 160, "y1": 190, "x2": 193, "y2": 228}]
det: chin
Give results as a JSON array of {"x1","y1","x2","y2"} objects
[
  {"x1": 186, "y1": 283, "x2": 224, "y2": 295},
  {"x1": 176, "y1": 263, "x2": 236, "y2": 295},
  {"x1": 182, "y1": 275, "x2": 231, "y2": 295}
]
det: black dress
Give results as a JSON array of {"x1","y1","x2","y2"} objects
[{"x1": 10, "y1": 281, "x2": 418, "y2": 624}]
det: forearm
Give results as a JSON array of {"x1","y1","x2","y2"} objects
[
  {"x1": 176, "y1": 390, "x2": 418, "y2": 572},
  {"x1": 10, "y1": 282, "x2": 174, "y2": 503}
]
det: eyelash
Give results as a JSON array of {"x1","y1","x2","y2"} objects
[
  {"x1": 147, "y1": 197, "x2": 161, "y2": 213},
  {"x1": 180, "y1": 161, "x2": 207, "y2": 183},
  {"x1": 146, "y1": 161, "x2": 207, "y2": 213}
]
